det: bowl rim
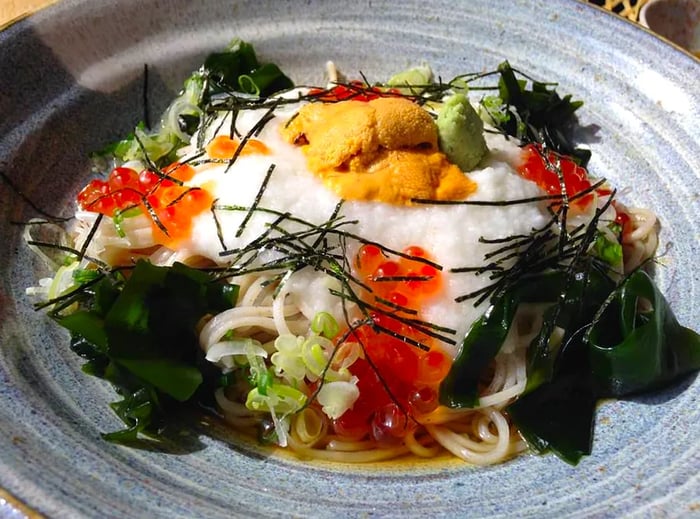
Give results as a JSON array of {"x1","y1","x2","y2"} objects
[{"x1": 1, "y1": 0, "x2": 699, "y2": 517}]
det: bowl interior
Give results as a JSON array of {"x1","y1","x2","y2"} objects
[{"x1": 1, "y1": 1, "x2": 699, "y2": 517}]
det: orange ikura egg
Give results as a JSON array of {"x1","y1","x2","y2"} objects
[
  {"x1": 332, "y1": 244, "x2": 449, "y2": 442},
  {"x1": 76, "y1": 164, "x2": 213, "y2": 247},
  {"x1": 518, "y1": 143, "x2": 593, "y2": 210}
]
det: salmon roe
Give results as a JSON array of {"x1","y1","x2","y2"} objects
[
  {"x1": 615, "y1": 207, "x2": 631, "y2": 237},
  {"x1": 332, "y1": 244, "x2": 450, "y2": 443},
  {"x1": 205, "y1": 135, "x2": 270, "y2": 159},
  {"x1": 518, "y1": 143, "x2": 593, "y2": 210},
  {"x1": 76, "y1": 163, "x2": 212, "y2": 247},
  {"x1": 519, "y1": 144, "x2": 633, "y2": 236},
  {"x1": 308, "y1": 80, "x2": 402, "y2": 102}
]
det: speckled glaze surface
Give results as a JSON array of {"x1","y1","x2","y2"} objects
[{"x1": 1, "y1": 0, "x2": 698, "y2": 517}]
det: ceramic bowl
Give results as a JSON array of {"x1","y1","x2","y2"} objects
[
  {"x1": 640, "y1": 0, "x2": 700, "y2": 55},
  {"x1": 1, "y1": 0, "x2": 699, "y2": 517}
]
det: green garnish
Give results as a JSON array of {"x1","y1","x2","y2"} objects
[
  {"x1": 311, "y1": 312, "x2": 340, "y2": 339},
  {"x1": 592, "y1": 226, "x2": 623, "y2": 267},
  {"x1": 56, "y1": 261, "x2": 239, "y2": 443},
  {"x1": 508, "y1": 270, "x2": 700, "y2": 465},
  {"x1": 486, "y1": 61, "x2": 590, "y2": 166},
  {"x1": 90, "y1": 38, "x2": 293, "y2": 172},
  {"x1": 112, "y1": 206, "x2": 142, "y2": 238}
]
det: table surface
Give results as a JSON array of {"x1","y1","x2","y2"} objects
[{"x1": 0, "y1": 0, "x2": 56, "y2": 27}]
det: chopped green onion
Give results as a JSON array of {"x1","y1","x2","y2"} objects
[{"x1": 311, "y1": 311, "x2": 339, "y2": 339}]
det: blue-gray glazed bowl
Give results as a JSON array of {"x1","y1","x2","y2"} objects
[{"x1": 1, "y1": 0, "x2": 698, "y2": 517}]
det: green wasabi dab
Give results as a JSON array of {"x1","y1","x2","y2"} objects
[{"x1": 437, "y1": 93, "x2": 488, "y2": 172}]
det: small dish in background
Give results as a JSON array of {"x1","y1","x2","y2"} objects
[{"x1": 639, "y1": 0, "x2": 700, "y2": 56}]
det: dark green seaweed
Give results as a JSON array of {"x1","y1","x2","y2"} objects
[{"x1": 57, "y1": 261, "x2": 238, "y2": 443}]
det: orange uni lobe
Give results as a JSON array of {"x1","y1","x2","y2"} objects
[{"x1": 281, "y1": 97, "x2": 477, "y2": 205}]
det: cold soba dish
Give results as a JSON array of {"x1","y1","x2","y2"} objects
[{"x1": 27, "y1": 41, "x2": 700, "y2": 466}]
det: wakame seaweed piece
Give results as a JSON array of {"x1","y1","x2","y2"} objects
[
  {"x1": 103, "y1": 388, "x2": 156, "y2": 443},
  {"x1": 507, "y1": 368, "x2": 597, "y2": 465},
  {"x1": 523, "y1": 263, "x2": 616, "y2": 394},
  {"x1": 511, "y1": 284, "x2": 601, "y2": 467},
  {"x1": 70, "y1": 331, "x2": 113, "y2": 381},
  {"x1": 203, "y1": 40, "x2": 260, "y2": 92},
  {"x1": 56, "y1": 275, "x2": 125, "y2": 349},
  {"x1": 508, "y1": 268, "x2": 700, "y2": 465},
  {"x1": 103, "y1": 261, "x2": 168, "y2": 357},
  {"x1": 238, "y1": 63, "x2": 295, "y2": 96},
  {"x1": 495, "y1": 61, "x2": 590, "y2": 166},
  {"x1": 505, "y1": 262, "x2": 614, "y2": 464},
  {"x1": 103, "y1": 377, "x2": 164, "y2": 443},
  {"x1": 55, "y1": 260, "x2": 239, "y2": 442},
  {"x1": 105, "y1": 261, "x2": 212, "y2": 357},
  {"x1": 439, "y1": 271, "x2": 568, "y2": 408},
  {"x1": 59, "y1": 311, "x2": 108, "y2": 352},
  {"x1": 168, "y1": 261, "x2": 240, "y2": 313},
  {"x1": 103, "y1": 261, "x2": 234, "y2": 400},
  {"x1": 116, "y1": 358, "x2": 203, "y2": 402},
  {"x1": 587, "y1": 270, "x2": 700, "y2": 397},
  {"x1": 439, "y1": 263, "x2": 617, "y2": 462},
  {"x1": 117, "y1": 261, "x2": 236, "y2": 398},
  {"x1": 203, "y1": 39, "x2": 293, "y2": 99},
  {"x1": 506, "y1": 270, "x2": 607, "y2": 465},
  {"x1": 439, "y1": 291, "x2": 518, "y2": 407},
  {"x1": 506, "y1": 304, "x2": 601, "y2": 467}
]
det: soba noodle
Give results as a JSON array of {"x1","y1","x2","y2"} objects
[{"x1": 64, "y1": 200, "x2": 657, "y2": 465}]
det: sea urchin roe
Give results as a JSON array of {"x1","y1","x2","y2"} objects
[
  {"x1": 76, "y1": 164, "x2": 213, "y2": 247},
  {"x1": 281, "y1": 97, "x2": 477, "y2": 205}
]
